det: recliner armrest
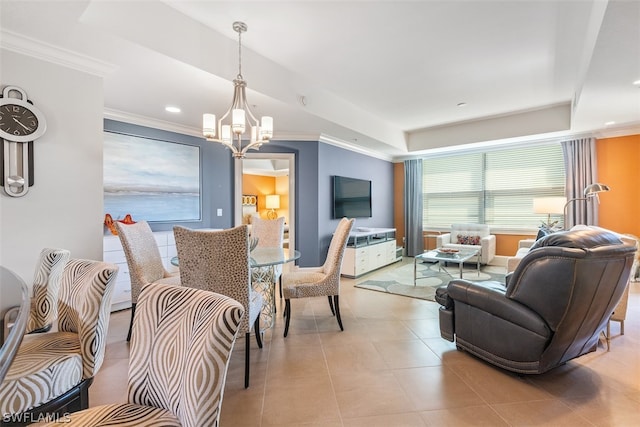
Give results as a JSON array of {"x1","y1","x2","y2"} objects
[{"x1": 446, "y1": 279, "x2": 550, "y2": 337}]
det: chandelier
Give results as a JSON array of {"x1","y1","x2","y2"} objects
[{"x1": 202, "y1": 21, "x2": 273, "y2": 158}]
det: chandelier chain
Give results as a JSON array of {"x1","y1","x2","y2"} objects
[{"x1": 237, "y1": 28, "x2": 243, "y2": 79}]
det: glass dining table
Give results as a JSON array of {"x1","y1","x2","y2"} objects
[
  {"x1": 171, "y1": 247, "x2": 300, "y2": 331},
  {"x1": 1, "y1": 266, "x2": 30, "y2": 382}
]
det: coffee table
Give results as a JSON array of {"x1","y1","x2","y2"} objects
[{"x1": 414, "y1": 248, "x2": 480, "y2": 285}]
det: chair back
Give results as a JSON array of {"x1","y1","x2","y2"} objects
[
  {"x1": 252, "y1": 217, "x2": 285, "y2": 248},
  {"x1": 26, "y1": 248, "x2": 71, "y2": 333},
  {"x1": 115, "y1": 221, "x2": 170, "y2": 303},
  {"x1": 507, "y1": 227, "x2": 636, "y2": 371},
  {"x1": 322, "y1": 218, "x2": 355, "y2": 277},
  {"x1": 57, "y1": 259, "x2": 119, "y2": 378},
  {"x1": 128, "y1": 283, "x2": 243, "y2": 427},
  {"x1": 174, "y1": 225, "x2": 252, "y2": 334}
]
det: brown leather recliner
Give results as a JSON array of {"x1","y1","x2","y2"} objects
[{"x1": 436, "y1": 226, "x2": 636, "y2": 374}]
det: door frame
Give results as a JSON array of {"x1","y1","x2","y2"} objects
[{"x1": 234, "y1": 152, "x2": 296, "y2": 252}]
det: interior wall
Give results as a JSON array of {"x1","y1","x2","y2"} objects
[
  {"x1": 105, "y1": 120, "x2": 234, "y2": 231},
  {"x1": 275, "y1": 175, "x2": 290, "y2": 224},
  {"x1": 596, "y1": 134, "x2": 640, "y2": 237},
  {"x1": 0, "y1": 50, "x2": 104, "y2": 283},
  {"x1": 242, "y1": 174, "x2": 276, "y2": 217}
]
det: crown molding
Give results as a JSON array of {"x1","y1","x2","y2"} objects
[
  {"x1": 0, "y1": 29, "x2": 117, "y2": 77},
  {"x1": 103, "y1": 108, "x2": 202, "y2": 138},
  {"x1": 318, "y1": 134, "x2": 394, "y2": 162}
]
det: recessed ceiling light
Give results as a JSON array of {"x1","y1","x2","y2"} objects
[
  {"x1": 605, "y1": 121, "x2": 616, "y2": 126},
  {"x1": 165, "y1": 106, "x2": 181, "y2": 113},
  {"x1": 457, "y1": 102, "x2": 467, "y2": 107},
  {"x1": 633, "y1": 80, "x2": 640, "y2": 86}
]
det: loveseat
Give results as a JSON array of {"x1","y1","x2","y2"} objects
[
  {"x1": 435, "y1": 226, "x2": 635, "y2": 374},
  {"x1": 435, "y1": 223, "x2": 496, "y2": 264}
]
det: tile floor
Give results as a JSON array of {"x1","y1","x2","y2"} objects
[{"x1": 91, "y1": 260, "x2": 640, "y2": 426}]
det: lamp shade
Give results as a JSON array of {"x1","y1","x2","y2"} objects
[
  {"x1": 533, "y1": 197, "x2": 567, "y2": 214},
  {"x1": 584, "y1": 183, "x2": 610, "y2": 196},
  {"x1": 265, "y1": 194, "x2": 280, "y2": 210}
]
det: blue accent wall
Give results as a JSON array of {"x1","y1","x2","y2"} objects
[
  {"x1": 104, "y1": 119, "x2": 235, "y2": 231},
  {"x1": 104, "y1": 121, "x2": 394, "y2": 267}
]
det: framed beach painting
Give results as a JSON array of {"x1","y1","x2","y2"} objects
[{"x1": 103, "y1": 132, "x2": 201, "y2": 222}]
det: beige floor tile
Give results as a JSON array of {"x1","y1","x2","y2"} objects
[
  {"x1": 394, "y1": 366, "x2": 486, "y2": 411},
  {"x1": 266, "y1": 344, "x2": 330, "y2": 380},
  {"x1": 373, "y1": 339, "x2": 442, "y2": 369},
  {"x1": 420, "y1": 405, "x2": 509, "y2": 426},
  {"x1": 331, "y1": 371, "x2": 414, "y2": 418},
  {"x1": 89, "y1": 357, "x2": 128, "y2": 406},
  {"x1": 323, "y1": 341, "x2": 390, "y2": 375},
  {"x1": 363, "y1": 319, "x2": 420, "y2": 341},
  {"x1": 447, "y1": 356, "x2": 552, "y2": 404},
  {"x1": 261, "y1": 374, "x2": 341, "y2": 425},
  {"x1": 561, "y1": 386, "x2": 640, "y2": 427},
  {"x1": 491, "y1": 399, "x2": 595, "y2": 426},
  {"x1": 342, "y1": 412, "x2": 428, "y2": 427}
]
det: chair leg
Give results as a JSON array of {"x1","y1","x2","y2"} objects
[
  {"x1": 244, "y1": 332, "x2": 250, "y2": 388},
  {"x1": 621, "y1": 319, "x2": 625, "y2": 335},
  {"x1": 279, "y1": 275, "x2": 283, "y2": 298},
  {"x1": 126, "y1": 303, "x2": 136, "y2": 342},
  {"x1": 254, "y1": 317, "x2": 263, "y2": 349},
  {"x1": 334, "y1": 295, "x2": 344, "y2": 331},
  {"x1": 284, "y1": 299, "x2": 291, "y2": 337},
  {"x1": 328, "y1": 295, "x2": 335, "y2": 316}
]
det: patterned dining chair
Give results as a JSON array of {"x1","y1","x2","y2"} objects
[
  {"x1": 115, "y1": 221, "x2": 181, "y2": 342},
  {"x1": 282, "y1": 217, "x2": 354, "y2": 337},
  {"x1": 0, "y1": 259, "x2": 118, "y2": 423},
  {"x1": 35, "y1": 283, "x2": 244, "y2": 427},
  {"x1": 25, "y1": 248, "x2": 71, "y2": 334},
  {"x1": 251, "y1": 216, "x2": 285, "y2": 296},
  {"x1": 174, "y1": 225, "x2": 263, "y2": 388}
]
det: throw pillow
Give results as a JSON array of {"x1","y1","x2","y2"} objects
[{"x1": 457, "y1": 234, "x2": 481, "y2": 245}]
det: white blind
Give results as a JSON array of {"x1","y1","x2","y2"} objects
[{"x1": 423, "y1": 143, "x2": 565, "y2": 228}]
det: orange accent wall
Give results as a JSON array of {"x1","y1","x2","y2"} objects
[
  {"x1": 596, "y1": 134, "x2": 640, "y2": 237},
  {"x1": 242, "y1": 174, "x2": 276, "y2": 216},
  {"x1": 393, "y1": 163, "x2": 405, "y2": 247}
]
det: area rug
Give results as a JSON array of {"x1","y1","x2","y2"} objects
[{"x1": 354, "y1": 260, "x2": 506, "y2": 302}]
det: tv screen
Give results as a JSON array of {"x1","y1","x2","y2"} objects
[{"x1": 333, "y1": 176, "x2": 372, "y2": 218}]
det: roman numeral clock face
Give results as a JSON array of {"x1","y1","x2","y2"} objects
[{"x1": 0, "y1": 97, "x2": 46, "y2": 142}]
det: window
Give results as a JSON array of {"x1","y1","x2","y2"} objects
[{"x1": 423, "y1": 143, "x2": 565, "y2": 228}]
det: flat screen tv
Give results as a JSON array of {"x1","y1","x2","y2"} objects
[{"x1": 333, "y1": 176, "x2": 372, "y2": 218}]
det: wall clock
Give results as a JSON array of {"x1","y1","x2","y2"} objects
[{"x1": 0, "y1": 85, "x2": 47, "y2": 197}]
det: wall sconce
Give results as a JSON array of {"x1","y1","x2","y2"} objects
[
  {"x1": 533, "y1": 196, "x2": 566, "y2": 229},
  {"x1": 265, "y1": 194, "x2": 280, "y2": 219},
  {"x1": 563, "y1": 183, "x2": 610, "y2": 229}
]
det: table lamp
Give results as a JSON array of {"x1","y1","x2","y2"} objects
[
  {"x1": 533, "y1": 197, "x2": 566, "y2": 229},
  {"x1": 265, "y1": 194, "x2": 280, "y2": 219}
]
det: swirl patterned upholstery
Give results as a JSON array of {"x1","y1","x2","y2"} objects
[
  {"x1": 174, "y1": 225, "x2": 263, "y2": 389},
  {"x1": 26, "y1": 248, "x2": 71, "y2": 334},
  {"x1": 0, "y1": 259, "x2": 118, "y2": 422},
  {"x1": 115, "y1": 221, "x2": 181, "y2": 342},
  {"x1": 36, "y1": 283, "x2": 244, "y2": 427},
  {"x1": 282, "y1": 217, "x2": 354, "y2": 337}
]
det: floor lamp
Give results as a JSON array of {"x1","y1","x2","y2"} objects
[{"x1": 563, "y1": 183, "x2": 610, "y2": 229}]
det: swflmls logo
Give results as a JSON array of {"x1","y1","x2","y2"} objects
[{"x1": 2, "y1": 412, "x2": 71, "y2": 423}]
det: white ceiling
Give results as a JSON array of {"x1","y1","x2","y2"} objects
[{"x1": 1, "y1": 0, "x2": 639, "y2": 160}]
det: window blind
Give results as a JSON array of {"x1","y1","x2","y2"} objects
[{"x1": 423, "y1": 143, "x2": 565, "y2": 228}]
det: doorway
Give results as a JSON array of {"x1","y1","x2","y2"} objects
[{"x1": 234, "y1": 153, "x2": 295, "y2": 252}]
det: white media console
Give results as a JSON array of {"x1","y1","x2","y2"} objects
[{"x1": 341, "y1": 227, "x2": 402, "y2": 278}]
